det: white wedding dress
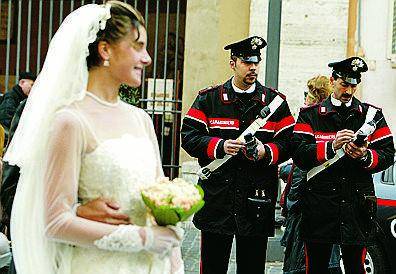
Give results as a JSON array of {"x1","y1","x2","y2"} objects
[{"x1": 43, "y1": 92, "x2": 183, "y2": 274}]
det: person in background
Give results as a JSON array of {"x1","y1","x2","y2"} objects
[
  {"x1": 280, "y1": 75, "x2": 342, "y2": 274},
  {"x1": 0, "y1": 72, "x2": 36, "y2": 144}
]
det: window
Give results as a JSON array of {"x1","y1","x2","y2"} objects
[
  {"x1": 381, "y1": 163, "x2": 396, "y2": 185},
  {"x1": 389, "y1": 0, "x2": 396, "y2": 64}
]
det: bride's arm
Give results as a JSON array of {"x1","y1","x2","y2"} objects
[
  {"x1": 140, "y1": 109, "x2": 164, "y2": 179},
  {"x1": 44, "y1": 110, "x2": 119, "y2": 246},
  {"x1": 44, "y1": 111, "x2": 180, "y2": 254}
]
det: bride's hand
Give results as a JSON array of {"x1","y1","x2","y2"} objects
[
  {"x1": 140, "y1": 226, "x2": 183, "y2": 257},
  {"x1": 76, "y1": 197, "x2": 131, "y2": 225}
]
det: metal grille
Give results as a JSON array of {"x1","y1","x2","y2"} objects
[
  {"x1": 0, "y1": 0, "x2": 186, "y2": 178},
  {"x1": 392, "y1": 0, "x2": 396, "y2": 55}
]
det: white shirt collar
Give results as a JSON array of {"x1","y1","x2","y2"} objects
[
  {"x1": 331, "y1": 93, "x2": 352, "y2": 107},
  {"x1": 232, "y1": 77, "x2": 256, "y2": 94}
]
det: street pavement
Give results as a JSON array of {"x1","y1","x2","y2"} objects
[{"x1": 181, "y1": 224, "x2": 284, "y2": 274}]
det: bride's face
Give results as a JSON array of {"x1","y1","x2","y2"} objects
[{"x1": 108, "y1": 25, "x2": 151, "y2": 87}]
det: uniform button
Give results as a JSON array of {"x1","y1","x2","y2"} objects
[
  {"x1": 341, "y1": 222, "x2": 344, "y2": 225},
  {"x1": 332, "y1": 188, "x2": 336, "y2": 191},
  {"x1": 225, "y1": 179, "x2": 229, "y2": 183},
  {"x1": 341, "y1": 200, "x2": 345, "y2": 203},
  {"x1": 236, "y1": 189, "x2": 240, "y2": 193},
  {"x1": 234, "y1": 213, "x2": 237, "y2": 216},
  {"x1": 341, "y1": 177, "x2": 346, "y2": 181}
]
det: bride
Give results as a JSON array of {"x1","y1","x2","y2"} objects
[{"x1": 4, "y1": 1, "x2": 184, "y2": 273}]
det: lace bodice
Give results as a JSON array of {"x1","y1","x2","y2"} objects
[{"x1": 79, "y1": 134, "x2": 158, "y2": 226}]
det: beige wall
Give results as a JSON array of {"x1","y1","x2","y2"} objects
[{"x1": 180, "y1": 0, "x2": 250, "y2": 163}]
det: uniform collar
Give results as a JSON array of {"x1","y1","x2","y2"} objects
[
  {"x1": 231, "y1": 77, "x2": 256, "y2": 94},
  {"x1": 330, "y1": 94, "x2": 352, "y2": 107},
  {"x1": 220, "y1": 78, "x2": 266, "y2": 105},
  {"x1": 319, "y1": 95, "x2": 363, "y2": 115}
]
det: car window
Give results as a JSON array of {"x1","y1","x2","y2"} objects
[{"x1": 381, "y1": 163, "x2": 395, "y2": 185}]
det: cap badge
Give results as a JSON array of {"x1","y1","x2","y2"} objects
[
  {"x1": 251, "y1": 37, "x2": 263, "y2": 50},
  {"x1": 351, "y1": 58, "x2": 364, "y2": 71}
]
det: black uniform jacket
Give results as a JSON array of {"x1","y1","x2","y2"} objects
[
  {"x1": 0, "y1": 85, "x2": 27, "y2": 143},
  {"x1": 181, "y1": 79, "x2": 295, "y2": 236},
  {"x1": 0, "y1": 99, "x2": 26, "y2": 237},
  {"x1": 292, "y1": 96, "x2": 395, "y2": 245}
]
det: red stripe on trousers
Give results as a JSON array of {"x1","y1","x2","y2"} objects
[
  {"x1": 304, "y1": 243, "x2": 309, "y2": 274},
  {"x1": 361, "y1": 247, "x2": 367, "y2": 274}
]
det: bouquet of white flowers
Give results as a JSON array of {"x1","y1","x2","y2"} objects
[{"x1": 141, "y1": 177, "x2": 205, "y2": 226}]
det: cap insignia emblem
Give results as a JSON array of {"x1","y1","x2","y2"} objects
[
  {"x1": 251, "y1": 37, "x2": 263, "y2": 50},
  {"x1": 351, "y1": 59, "x2": 364, "y2": 71}
]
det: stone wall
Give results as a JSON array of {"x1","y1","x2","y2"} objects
[{"x1": 250, "y1": 0, "x2": 349, "y2": 116}]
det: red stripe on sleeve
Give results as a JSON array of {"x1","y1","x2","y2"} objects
[
  {"x1": 267, "y1": 143, "x2": 279, "y2": 164},
  {"x1": 366, "y1": 149, "x2": 379, "y2": 170},
  {"x1": 316, "y1": 141, "x2": 326, "y2": 163},
  {"x1": 275, "y1": 115, "x2": 295, "y2": 134},
  {"x1": 368, "y1": 126, "x2": 392, "y2": 143},
  {"x1": 207, "y1": 137, "x2": 221, "y2": 159},
  {"x1": 186, "y1": 108, "x2": 208, "y2": 125},
  {"x1": 293, "y1": 123, "x2": 314, "y2": 135}
]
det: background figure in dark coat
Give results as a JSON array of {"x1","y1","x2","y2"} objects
[
  {"x1": 0, "y1": 72, "x2": 35, "y2": 144},
  {"x1": 181, "y1": 36, "x2": 295, "y2": 274},
  {"x1": 280, "y1": 75, "x2": 342, "y2": 274},
  {"x1": 293, "y1": 58, "x2": 395, "y2": 274},
  {"x1": 0, "y1": 99, "x2": 26, "y2": 238}
]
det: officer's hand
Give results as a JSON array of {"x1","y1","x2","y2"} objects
[
  {"x1": 344, "y1": 141, "x2": 368, "y2": 159},
  {"x1": 77, "y1": 197, "x2": 131, "y2": 225},
  {"x1": 256, "y1": 141, "x2": 266, "y2": 160},
  {"x1": 224, "y1": 139, "x2": 244, "y2": 156},
  {"x1": 332, "y1": 129, "x2": 355, "y2": 150}
]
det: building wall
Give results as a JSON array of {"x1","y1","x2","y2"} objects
[
  {"x1": 180, "y1": 0, "x2": 250, "y2": 163},
  {"x1": 360, "y1": 0, "x2": 396, "y2": 137},
  {"x1": 250, "y1": 0, "x2": 349, "y2": 116}
]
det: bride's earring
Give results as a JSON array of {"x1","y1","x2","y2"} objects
[{"x1": 103, "y1": 59, "x2": 110, "y2": 67}]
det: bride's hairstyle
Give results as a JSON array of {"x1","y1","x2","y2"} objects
[{"x1": 87, "y1": 0, "x2": 145, "y2": 69}]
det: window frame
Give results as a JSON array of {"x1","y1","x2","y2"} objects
[{"x1": 388, "y1": 0, "x2": 396, "y2": 66}]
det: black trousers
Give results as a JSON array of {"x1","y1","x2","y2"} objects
[
  {"x1": 200, "y1": 231, "x2": 268, "y2": 274},
  {"x1": 304, "y1": 242, "x2": 366, "y2": 274}
]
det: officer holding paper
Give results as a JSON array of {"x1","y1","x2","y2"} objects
[
  {"x1": 292, "y1": 57, "x2": 395, "y2": 274},
  {"x1": 181, "y1": 36, "x2": 294, "y2": 274}
]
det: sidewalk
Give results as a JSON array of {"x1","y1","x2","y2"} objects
[{"x1": 181, "y1": 225, "x2": 283, "y2": 274}]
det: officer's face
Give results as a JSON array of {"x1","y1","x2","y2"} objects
[
  {"x1": 331, "y1": 77, "x2": 357, "y2": 103},
  {"x1": 230, "y1": 58, "x2": 260, "y2": 88}
]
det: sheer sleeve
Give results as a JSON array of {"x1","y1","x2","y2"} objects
[
  {"x1": 140, "y1": 109, "x2": 164, "y2": 179},
  {"x1": 44, "y1": 110, "x2": 120, "y2": 247}
]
